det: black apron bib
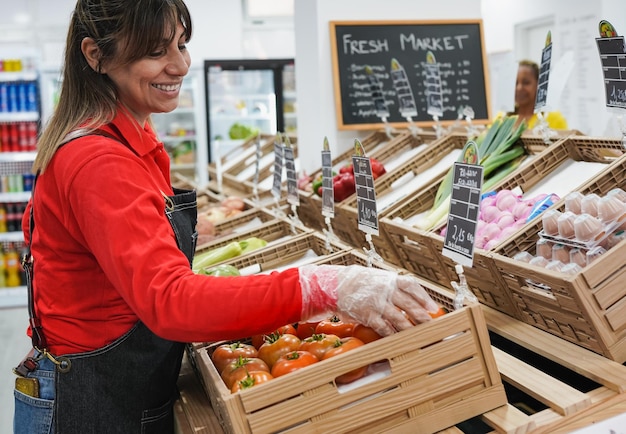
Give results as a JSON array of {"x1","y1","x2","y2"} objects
[{"x1": 54, "y1": 187, "x2": 198, "y2": 434}]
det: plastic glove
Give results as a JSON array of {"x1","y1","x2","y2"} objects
[{"x1": 299, "y1": 264, "x2": 440, "y2": 337}]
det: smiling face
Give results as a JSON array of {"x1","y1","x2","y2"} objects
[
  {"x1": 515, "y1": 64, "x2": 538, "y2": 112},
  {"x1": 101, "y1": 22, "x2": 191, "y2": 125}
]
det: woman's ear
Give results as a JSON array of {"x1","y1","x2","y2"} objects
[{"x1": 81, "y1": 37, "x2": 104, "y2": 73}]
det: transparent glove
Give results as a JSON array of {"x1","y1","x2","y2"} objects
[{"x1": 299, "y1": 264, "x2": 440, "y2": 337}]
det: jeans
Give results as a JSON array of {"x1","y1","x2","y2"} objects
[{"x1": 13, "y1": 356, "x2": 56, "y2": 434}]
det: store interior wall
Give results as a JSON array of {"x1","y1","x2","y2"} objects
[{"x1": 0, "y1": 0, "x2": 624, "y2": 170}]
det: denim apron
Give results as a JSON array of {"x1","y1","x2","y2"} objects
[{"x1": 14, "y1": 132, "x2": 198, "y2": 434}]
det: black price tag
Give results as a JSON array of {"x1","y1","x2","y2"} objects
[
  {"x1": 352, "y1": 140, "x2": 379, "y2": 235},
  {"x1": 442, "y1": 159, "x2": 483, "y2": 267},
  {"x1": 271, "y1": 137, "x2": 284, "y2": 200},
  {"x1": 284, "y1": 145, "x2": 298, "y2": 206},
  {"x1": 424, "y1": 51, "x2": 444, "y2": 118},
  {"x1": 321, "y1": 146, "x2": 334, "y2": 218},
  {"x1": 534, "y1": 32, "x2": 552, "y2": 112},
  {"x1": 595, "y1": 20, "x2": 626, "y2": 110}
]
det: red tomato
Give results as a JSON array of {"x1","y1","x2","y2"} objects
[
  {"x1": 351, "y1": 324, "x2": 382, "y2": 344},
  {"x1": 257, "y1": 332, "x2": 301, "y2": 368},
  {"x1": 230, "y1": 371, "x2": 274, "y2": 393},
  {"x1": 211, "y1": 342, "x2": 258, "y2": 374},
  {"x1": 315, "y1": 316, "x2": 355, "y2": 338},
  {"x1": 271, "y1": 350, "x2": 318, "y2": 377},
  {"x1": 251, "y1": 324, "x2": 298, "y2": 349},
  {"x1": 296, "y1": 321, "x2": 320, "y2": 340},
  {"x1": 299, "y1": 333, "x2": 340, "y2": 360},
  {"x1": 322, "y1": 337, "x2": 367, "y2": 384},
  {"x1": 429, "y1": 306, "x2": 448, "y2": 318},
  {"x1": 220, "y1": 356, "x2": 270, "y2": 389}
]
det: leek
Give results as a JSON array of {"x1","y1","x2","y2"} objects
[{"x1": 413, "y1": 115, "x2": 527, "y2": 231}]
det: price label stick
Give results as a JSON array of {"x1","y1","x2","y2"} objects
[
  {"x1": 270, "y1": 134, "x2": 286, "y2": 219},
  {"x1": 365, "y1": 65, "x2": 395, "y2": 139},
  {"x1": 533, "y1": 31, "x2": 557, "y2": 144},
  {"x1": 352, "y1": 139, "x2": 382, "y2": 266},
  {"x1": 424, "y1": 51, "x2": 445, "y2": 138},
  {"x1": 320, "y1": 137, "x2": 338, "y2": 251},
  {"x1": 213, "y1": 139, "x2": 223, "y2": 197},
  {"x1": 283, "y1": 133, "x2": 302, "y2": 232},
  {"x1": 441, "y1": 141, "x2": 482, "y2": 305},
  {"x1": 390, "y1": 58, "x2": 423, "y2": 138},
  {"x1": 595, "y1": 20, "x2": 626, "y2": 149},
  {"x1": 252, "y1": 133, "x2": 261, "y2": 206}
]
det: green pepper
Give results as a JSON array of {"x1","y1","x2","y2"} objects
[{"x1": 312, "y1": 175, "x2": 324, "y2": 197}]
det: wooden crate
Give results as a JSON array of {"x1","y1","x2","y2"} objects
[
  {"x1": 177, "y1": 305, "x2": 626, "y2": 434},
  {"x1": 473, "y1": 306, "x2": 626, "y2": 434},
  {"x1": 195, "y1": 218, "x2": 311, "y2": 256},
  {"x1": 193, "y1": 300, "x2": 505, "y2": 434},
  {"x1": 489, "y1": 152, "x2": 626, "y2": 361},
  {"x1": 332, "y1": 133, "x2": 470, "y2": 263},
  {"x1": 382, "y1": 135, "x2": 623, "y2": 317},
  {"x1": 297, "y1": 130, "x2": 438, "y2": 232},
  {"x1": 206, "y1": 231, "x2": 352, "y2": 274},
  {"x1": 207, "y1": 134, "x2": 277, "y2": 184}
]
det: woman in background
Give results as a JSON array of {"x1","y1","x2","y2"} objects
[{"x1": 510, "y1": 59, "x2": 568, "y2": 130}]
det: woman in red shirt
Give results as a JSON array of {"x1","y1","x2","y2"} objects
[{"x1": 13, "y1": 1, "x2": 439, "y2": 433}]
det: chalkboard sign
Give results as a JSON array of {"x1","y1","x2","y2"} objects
[{"x1": 330, "y1": 20, "x2": 491, "y2": 130}]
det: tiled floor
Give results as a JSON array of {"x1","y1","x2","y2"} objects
[{"x1": 0, "y1": 307, "x2": 31, "y2": 434}]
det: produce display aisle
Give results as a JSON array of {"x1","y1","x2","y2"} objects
[
  {"x1": 181, "y1": 127, "x2": 626, "y2": 433},
  {"x1": 174, "y1": 305, "x2": 626, "y2": 433}
]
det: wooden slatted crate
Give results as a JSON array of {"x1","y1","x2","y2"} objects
[
  {"x1": 297, "y1": 130, "x2": 438, "y2": 232},
  {"x1": 489, "y1": 151, "x2": 626, "y2": 361},
  {"x1": 382, "y1": 135, "x2": 622, "y2": 318},
  {"x1": 193, "y1": 300, "x2": 505, "y2": 433}
]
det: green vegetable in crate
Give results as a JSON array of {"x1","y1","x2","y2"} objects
[
  {"x1": 199, "y1": 264, "x2": 241, "y2": 276},
  {"x1": 192, "y1": 237, "x2": 268, "y2": 273},
  {"x1": 228, "y1": 122, "x2": 260, "y2": 140},
  {"x1": 414, "y1": 115, "x2": 528, "y2": 231}
]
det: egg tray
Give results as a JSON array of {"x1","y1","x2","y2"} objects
[
  {"x1": 537, "y1": 214, "x2": 624, "y2": 250},
  {"x1": 490, "y1": 151, "x2": 626, "y2": 361}
]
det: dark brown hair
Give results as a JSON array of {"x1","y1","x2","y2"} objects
[{"x1": 34, "y1": 0, "x2": 192, "y2": 172}]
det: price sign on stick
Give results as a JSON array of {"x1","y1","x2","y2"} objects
[
  {"x1": 271, "y1": 135, "x2": 284, "y2": 200},
  {"x1": 442, "y1": 141, "x2": 483, "y2": 268},
  {"x1": 364, "y1": 65, "x2": 390, "y2": 119},
  {"x1": 596, "y1": 21, "x2": 626, "y2": 111},
  {"x1": 390, "y1": 58, "x2": 418, "y2": 118},
  {"x1": 321, "y1": 137, "x2": 335, "y2": 218},
  {"x1": 252, "y1": 134, "x2": 262, "y2": 204},
  {"x1": 534, "y1": 32, "x2": 553, "y2": 113},
  {"x1": 352, "y1": 139, "x2": 379, "y2": 236},
  {"x1": 283, "y1": 134, "x2": 299, "y2": 206},
  {"x1": 424, "y1": 51, "x2": 444, "y2": 118}
]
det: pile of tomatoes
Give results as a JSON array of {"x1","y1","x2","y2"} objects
[
  {"x1": 212, "y1": 309, "x2": 448, "y2": 394},
  {"x1": 211, "y1": 316, "x2": 386, "y2": 394}
]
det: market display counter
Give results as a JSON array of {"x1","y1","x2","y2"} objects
[{"x1": 175, "y1": 306, "x2": 626, "y2": 433}]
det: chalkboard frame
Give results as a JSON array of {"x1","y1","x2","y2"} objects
[{"x1": 329, "y1": 20, "x2": 492, "y2": 131}]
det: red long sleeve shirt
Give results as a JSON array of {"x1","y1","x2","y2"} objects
[{"x1": 23, "y1": 110, "x2": 303, "y2": 355}]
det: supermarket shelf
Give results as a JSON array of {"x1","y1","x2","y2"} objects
[
  {"x1": 0, "y1": 286, "x2": 27, "y2": 308},
  {"x1": 0, "y1": 231, "x2": 24, "y2": 243},
  {"x1": 0, "y1": 151, "x2": 37, "y2": 162},
  {"x1": 0, "y1": 192, "x2": 31, "y2": 202},
  {"x1": 0, "y1": 71, "x2": 38, "y2": 82},
  {"x1": 0, "y1": 112, "x2": 39, "y2": 123}
]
